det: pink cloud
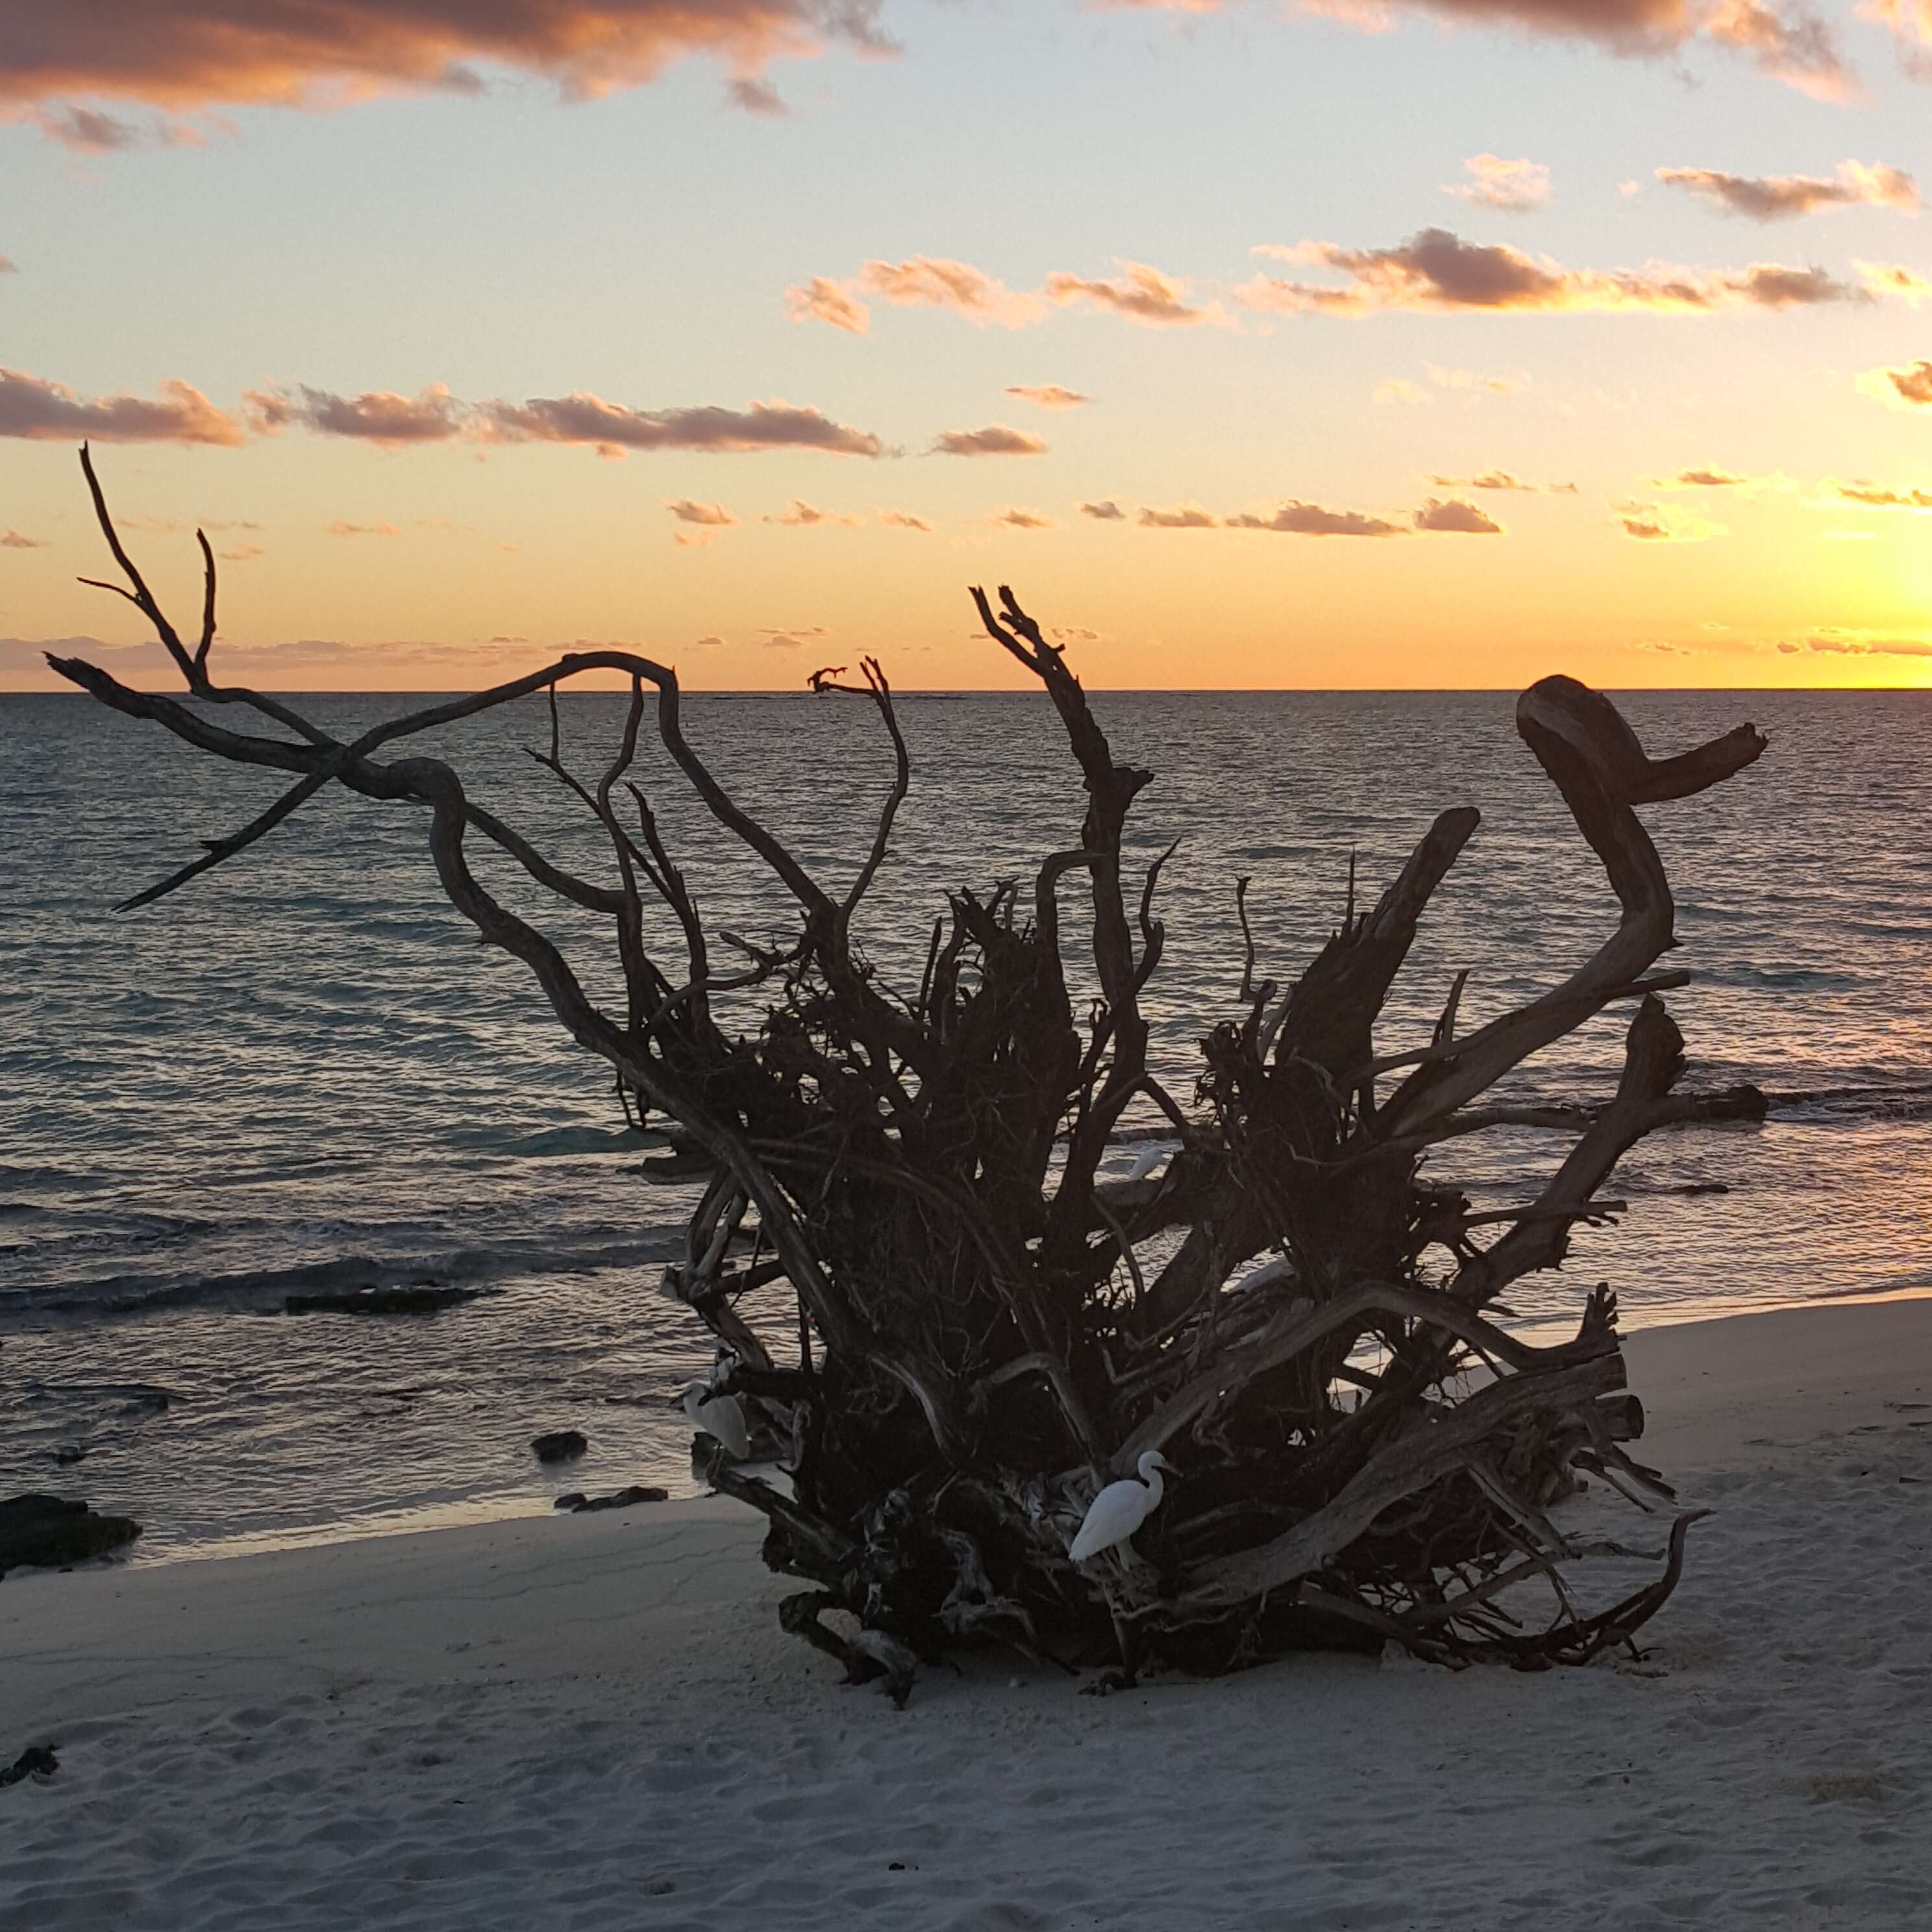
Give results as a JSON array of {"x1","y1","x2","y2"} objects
[
  {"x1": 1043, "y1": 261, "x2": 1222, "y2": 327},
  {"x1": 772, "y1": 499, "x2": 860, "y2": 525},
  {"x1": 1106, "y1": 0, "x2": 1849, "y2": 99},
  {"x1": 1413, "y1": 496, "x2": 1502, "y2": 533},
  {"x1": 1657, "y1": 160, "x2": 1917, "y2": 220},
  {"x1": 858, "y1": 257, "x2": 1044, "y2": 327},
  {"x1": 0, "y1": 366, "x2": 243, "y2": 444},
  {"x1": 29, "y1": 103, "x2": 204, "y2": 151},
  {"x1": 249, "y1": 383, "x2": 466, "y2": 443},
  {"x1": 484, "y1": 393, "x2": 882, "y2": 455},
  {"x1": 1006, "y1": 384, "x2": 1089, "y2": 408},
  {"x1": 0, "y1": 5, "x2": 892, "y2": 112},
  {"x1": 1138, "y1": 504, "x2": 1219, "y2": 528},
  {"x1": 667, "y1": 499, "x2": 737, "y2": 525},
  {"x1": 1229, "y1": 501, "x2": 1402, "y2": 538},
  {"x1": 785, "y1": 276, "x2": 869, "y2": 333},
  {"x1": 1446, "y1": 155, "x2": 1551, "y2": 214},
  {"x1": 1243, "y1": 228, "x2": 1866, "y2": 316},
  {"x1": 931, "y1": 425, "x2": 1046, "y2": 456}
]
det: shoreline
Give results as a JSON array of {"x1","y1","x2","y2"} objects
[
  {"x1": 3, "y1": 1294, "x2": 1928, "y2": 1929},
  {"x1": 49, "y1": 1285, "x2": 1932, "y2": 1576}
]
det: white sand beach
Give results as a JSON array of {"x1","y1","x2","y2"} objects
[{"x1": 4, "y1": 1296, "x2": 1929, "y2": 1932}]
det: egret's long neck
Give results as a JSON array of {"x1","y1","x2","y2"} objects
[{"x1": 1141, "y1": 1463, "x2": 1164, "y2": 1507}]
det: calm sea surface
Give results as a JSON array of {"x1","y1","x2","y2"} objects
[{"x1": 3, "y1": 688, "x2": 1928, "y2": 1561}]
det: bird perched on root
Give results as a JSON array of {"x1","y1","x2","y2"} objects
[
  {"x1": 682, "y1": 1380, "x2": 751, "y2": 1460},
  {"x1": 1069, "y1": 1451, "x2": 1173, "y2": 1563}
]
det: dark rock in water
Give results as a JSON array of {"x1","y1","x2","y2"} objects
[
  {"x1": 285, "y1": 1284, "x2": 478, "y2": 1316},
  {"x1": 638, "y1": 1143, "x2": 717, "y2": 1184},
  {"x1": 0, "y1": 1495, "x2": 141, "y2": 1578},
  {"x1": 552, "y1": 1492, "x2": 586, "y2": 1511},
  {"x1": 0, "y1": 1746, "x2": 58, "y2": 1788},
  {"x1": 564, "y1": 1485, "x2": 668, "y2": 1514},
  {"x1": 530, "y1": 1430, "x2": 588, "y2": 1463},
  {"x1": 51, "y1": 1446, "x2": 88, "y2": 1467}
]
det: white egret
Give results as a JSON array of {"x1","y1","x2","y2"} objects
[
  {"x1": 682, "y1": 1381, "x2": 752, "y2": 1459},
  {"x1": 1068, "y1": 1451, "x2": 1173, "y2": 1563}
]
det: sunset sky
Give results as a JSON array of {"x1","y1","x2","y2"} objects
[{"x1": 6, "y1": 1, "x2": 1932, "y2": 689}]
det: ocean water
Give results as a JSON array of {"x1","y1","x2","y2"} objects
[{"x1": 3, "y1": 687, "x2": 1928, "y2": 1563}]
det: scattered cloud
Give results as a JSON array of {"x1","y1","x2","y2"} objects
[
  {"x1": 248, "y1": 382, "x2": 465, "y2": 443},
  {"x1": 1652, "y1": 465, "x2": 1794, "y2": 494},
  {"x1": 29, "y1": 104, "x2": 205, "y2": 152},
  {"x1": 795, "y1": 258, "x2": 1219, "y2": 334},
  {"x1": 1615, "y1": 500, "x2": 1726, "y2": 541},
  {"x1": 327, "y1": 519, "x2": 401, "y2": 537},
  {"x1": 858, "y1": 257, "x2": 1043, "y2": 327},
  {"x1": 669, "y1": 498, "x2": 737, "y2": 547},
  {"x1": 0, "y1": 367, "x2": 243, "y2": 444},
  {"x1": 785, "y1": 275, "x2": 869, "y2": 334},
  {"x1": 1080, "y1": 500, "x2": 1126, "y2": 521},
  {"x1": 694, "y1": 634, "x2": 724, "y2": 648},
  {"x1": 1242, "y1": 228, "x2": 1867, "y2": 316},
  {"x1": 996, "y1": 506, "x2": 1054, "y2": 528},
  {"x1": 771, "y1": 499, "x2": 858, "y2": 525},
  {"x1": 1137, "y1": 503, "x2": 1219, "y2": 528},
  {"x1": 1863, "y1": 0, "x2": 1932, "y2": 75},
  {"x1": 1414, "y1": 497, "x2": 1502, "y2": 533},
  {"x1": 219, "y1": 542, "x2": 266, "y2": 560},
  {"x1": 1112, "y1": 0, "x2": 1853, "y2": 97},
  {"x1": 1856, "y1": 263, "x2": 1932, "y2": 304},
  {"x1": 1703, "y1": 0, "x2": 1852, "y2": 101},
  {"x1": 726, "y1": 75, "x2": 787, "y2": 115},
  {"x1": 1006, "y1": 384, "x2": 1089, "y2": 409},
  {"x1": 1446, "y1": 155, "x2": 1551, "y2": 214},
  {"x1": 1657, "y1": 465, "x2": 1747, "y2": 487},
  {"x1": 1777, "y1": 626, "x2": 1932, "y2": 657},
  {"x1": 1816, "y1": 478, "x2": 1932, "y2": 509},
  {"x1": 1229, "y1": 502, "x2": 1402, "y2": 537},
  {"x1": 755, "y1": 625, "x2": 828, "y2": 650},
  {"x1": 245, "y1": 382, "x2": 882, "y2": 455},
  {"x1": 1374, "y1": 377, "x2": 1431, "y2": 405},
  {"x1": 483, "y1": 395, "x2": 882, "y2": 456},
  {"x1": 877, "y1": 508, "x2": 932, "y2": 531},
  {"x1": 1, "y1": 631, "x2": 619, "y2": 691},
  {"x1": 1, "y1": 528, "x2": 45, "y2": 549},
  {"x1": 1424, "y1": 470, "x2": 1537, "y2": 491},
  {"x1": 0, "y1": 5, "x2": 893, "y2": 114},
  {"x1": 931, "y1": 424, "x2": 1046, "y2": 456},
  {"x1": 1856, "y1": 358, "x2": 1932, "y2": 408},
  {"x1": 1044, "y1": 261, "x2": 1224, "y2": 327},
  {"x1": 1656, "y1": 161, "x2": 1917, "y2": 221}
]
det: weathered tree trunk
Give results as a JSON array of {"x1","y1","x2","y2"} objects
[{"x1": 54, "y1": 447, "x2": 1768, "y2": 1700}]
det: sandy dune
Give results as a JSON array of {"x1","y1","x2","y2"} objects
[{"x1": 3, "y1": 1298, "x2": 1928, "y2": 1930}]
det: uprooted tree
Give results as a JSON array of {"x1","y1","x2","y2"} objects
[{"x1": 55, "y1": 447, "x2": 1770, "y2": 1699}]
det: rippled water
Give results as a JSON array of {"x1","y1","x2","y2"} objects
[{"x1": 3, "y1": 686, "x2": 1928, "y2": 1560}]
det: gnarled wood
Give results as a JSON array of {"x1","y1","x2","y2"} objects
[{"x1": 53, "y1": 449, "x2": 1772, "y2": 1696}]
